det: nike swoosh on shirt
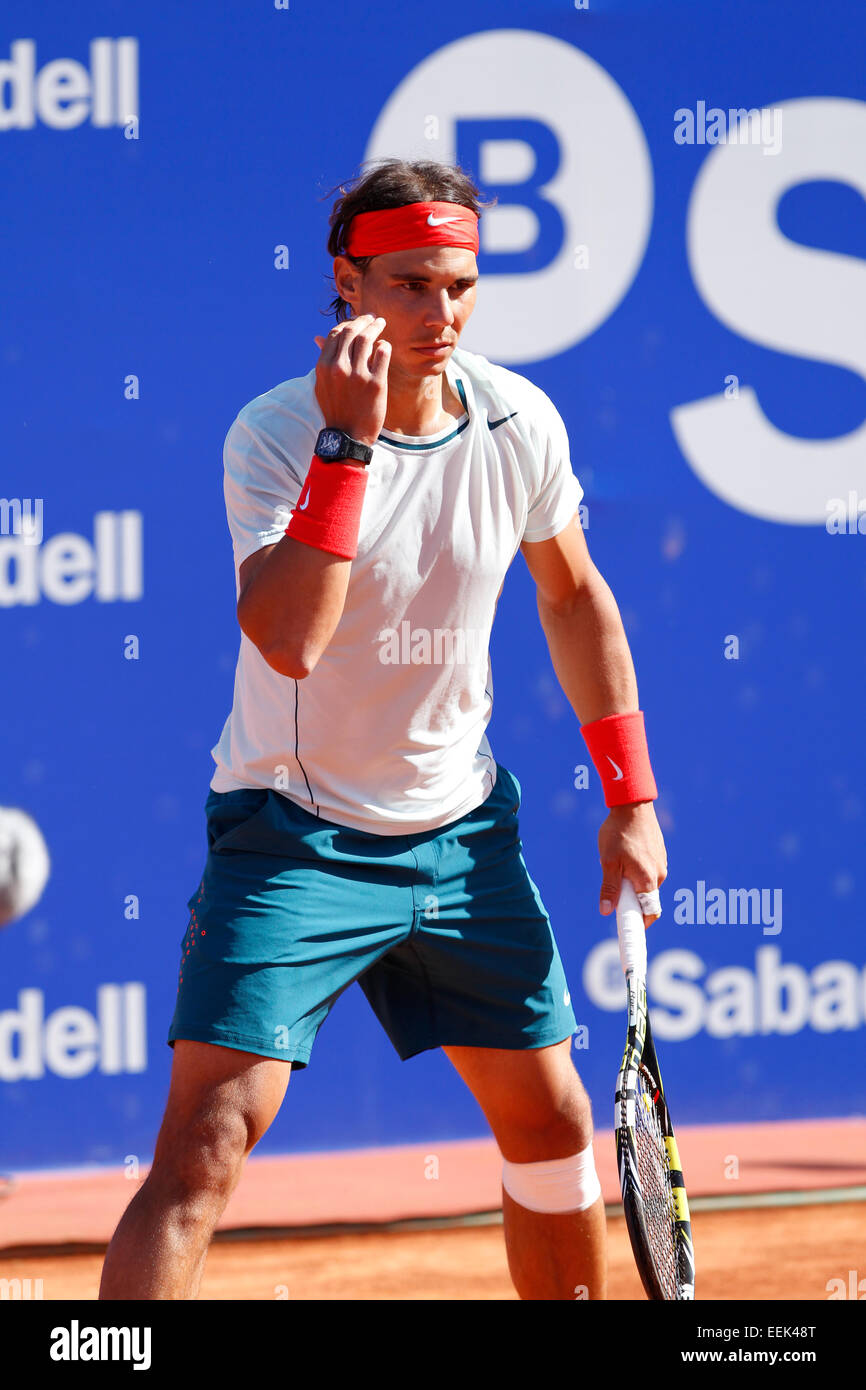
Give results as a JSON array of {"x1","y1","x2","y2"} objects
[
  {"x1": 487, "y1": 411, "x2": 519, "y2": 431},
  {"x1": 427, "y1": 213, "x2": 460, "y2": 226}
]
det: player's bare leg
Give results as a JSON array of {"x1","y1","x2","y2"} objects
[
  {"x1": 443, "y1": 1038, "x2": 607, "y2": 1300},
  {"x1": 99, "y1": 1041, "x2": 291, "y2": 1300}
]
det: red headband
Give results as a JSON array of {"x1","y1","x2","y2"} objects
[{"x1": 345, "y1": 201, "x2": 479, "y2": 257}]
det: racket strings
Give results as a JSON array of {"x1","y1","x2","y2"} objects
[{"x1": 634, "y1": 1064, "x2": 678, "y2": 1299}]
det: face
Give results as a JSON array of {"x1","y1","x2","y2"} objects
[{"x1": 333, "y1": 246, "x2": 478, "y2": 378}]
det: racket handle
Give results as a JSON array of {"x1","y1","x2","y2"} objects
[{"x1": 616, "y1": 876, "x2": 648, "y2": 980}]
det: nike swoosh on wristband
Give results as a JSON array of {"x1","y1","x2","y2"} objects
[
  {"x1": 297, "y1": 492, "x2": 310, "y2": 511},
  {"x1": 427, "y1": 213, "x2": 460, "y2": 226},
  {"x1": 606, "y1": 755, "x2": 624, "y2": 780}
]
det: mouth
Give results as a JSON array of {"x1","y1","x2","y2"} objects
[{"x1": 414, "y1": 342, "x2": 454, "y2": 355}]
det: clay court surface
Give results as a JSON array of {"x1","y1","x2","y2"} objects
[
  {"x1": 0, "y1": 1203, "x2": 861, "y2": 1300},
  {"x1": 2, "y1": 1119, "x2": 863, "y2": 1300}
]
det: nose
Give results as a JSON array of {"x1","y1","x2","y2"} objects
[{"x1": 425, "y1": 290, "x2": 456, "y2": 330}]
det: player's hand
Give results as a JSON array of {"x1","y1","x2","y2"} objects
[
  {"x1": 597, "y1": 801, "x2": 667, "y2": 927},
  {"x1": 313, "y1": 314, "x2": 391, "y2": 448}
]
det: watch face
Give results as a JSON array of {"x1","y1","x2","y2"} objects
[{"x1": 318, "y1": 429, "x2": 343, "y2": 458}]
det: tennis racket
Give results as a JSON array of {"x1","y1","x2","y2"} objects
[{"x1": 614, "y1": 876, "x2": 695, "y2": 1300}]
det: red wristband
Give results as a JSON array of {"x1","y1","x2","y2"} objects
[
  {"x1": 284, "y1": 454, "x2": 369, "y2": 560},
  {"x1": 580, "y1": 709, "x2": 658, "y2": 808}
]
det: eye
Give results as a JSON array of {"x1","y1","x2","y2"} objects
[{"x1": 399, "y1": 281, "x2": 476, "y2": 293}]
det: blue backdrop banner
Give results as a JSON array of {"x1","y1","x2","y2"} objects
[{"x1": 2, "y1": 0, "x2": 864, "y2": 1169}]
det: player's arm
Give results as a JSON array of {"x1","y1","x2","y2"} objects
[
  {"x1": 521, "y1": 518, "x2": 666, "y2": 917},
  {"x1": 520, "y1": 518, "x2": 639, "y2": 726},
  {"x1": 237, "y1": 314, "x2": 390, "y2": 679},
  {"x1": 237, "y1": 538, "x2": 355, "y2": 679}
]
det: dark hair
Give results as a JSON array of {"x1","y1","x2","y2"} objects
[{"x1": 319, "y1": 158, "x2": 496, "y2": 323}]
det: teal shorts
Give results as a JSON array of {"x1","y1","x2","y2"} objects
[{"x1": 167, "y1": 763, "x2": 577, "y2": 1069}]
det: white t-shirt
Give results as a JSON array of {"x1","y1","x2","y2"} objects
[{"x1": 210, "y1": 345, "x2": 583, "y2": 835}]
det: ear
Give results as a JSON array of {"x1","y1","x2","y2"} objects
[{"x1": 332, "y1": 255, "x2": 365, "y2": 311}]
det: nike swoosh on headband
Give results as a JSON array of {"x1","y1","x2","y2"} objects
[
  {"x1": 606, "y1": 755, "x2": 624, "y2": 780},
  {"x1": 426, "y1": 213, "x2": 460, "y2": 226}
]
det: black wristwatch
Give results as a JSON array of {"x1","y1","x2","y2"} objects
[{"x1": 315, "y1": 427, "x2": 375, "y2": 466}]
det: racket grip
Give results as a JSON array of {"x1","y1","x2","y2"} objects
[{"x1": 616, "y1": 876, "x2": 648, "y2": 980}]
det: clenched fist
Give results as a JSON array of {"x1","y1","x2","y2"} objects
[{"x1": 313, "y1": 313, "x2": 391, "y2": 448}]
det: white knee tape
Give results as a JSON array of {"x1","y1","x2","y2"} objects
[{"x1": 501, "y1": 1142, "x2": 602, "y2": 1214}]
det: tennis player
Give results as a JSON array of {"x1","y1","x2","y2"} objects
[{"x1": 100, "y1": 158, "x2": 667, "y2": 1302}]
